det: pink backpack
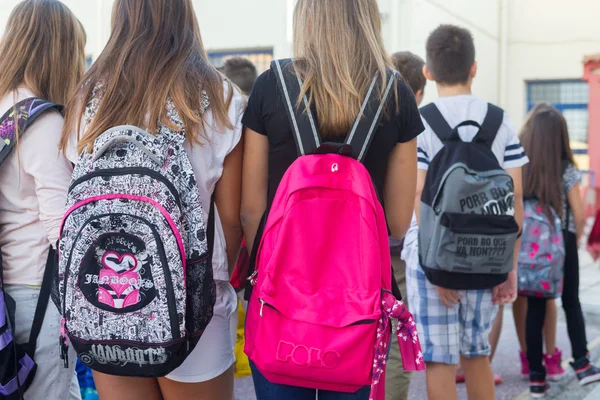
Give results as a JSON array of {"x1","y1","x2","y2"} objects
[{"x1": 245, "y1": 59, "x2": 425, "y2": 399}]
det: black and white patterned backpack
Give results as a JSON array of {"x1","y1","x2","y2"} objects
[{"x1": 57, "y1": 96, "x2": 216, "y2": 377}]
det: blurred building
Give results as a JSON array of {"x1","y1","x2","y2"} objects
[{"x1": 0, "y1": 0, "x2": 598, "y2": 171}]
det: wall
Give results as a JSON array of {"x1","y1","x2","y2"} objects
[
  {"x1": 0, "y1": 0, "x2": 112, "y2": 59},
  {"x1": 193, "y1": 0, "x2": 291, "y2": 59},
  {"x1": 505, "y1": 0, "x2": 600, "y2": 128},
  {"x1": 378, "y1": 0, "x2": 501, "y2": 107}
]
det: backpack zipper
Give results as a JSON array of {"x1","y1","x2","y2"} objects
[
  {"x1": 257, "y1": 298, "x2": 376, "y2": 325},
  {"x1": 69, "y1": 167, "x2": 181, "y2": 208}
]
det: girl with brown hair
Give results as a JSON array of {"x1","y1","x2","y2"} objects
[
  {"x1": 241, "y1": 0, "x2": 422, "y2": 398},
  {"x1": 61, "y1": 0, "x2": 244, "y2": 399},
  {"x1": 518, "y1": 103, "x2": 600, "y2": 397},
  {"x1": 0, "y1": 0, "x2": 85, "y2": 398}
]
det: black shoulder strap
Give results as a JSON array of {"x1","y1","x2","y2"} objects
[
  {"x1": 474, "y1": 103, "x2": 504, "y2": 146},
  {"x1": 271, "y1": 59, "x2": 321, "y2": 156},
  {"x1": 0, "y1": 98, "x2": 64, "y2": 166},
  {"x1": 25, "y1": 247, "x2": 56, "y2": 357},
  {"x1": 420, "y1": 103, "x2": 453, "y2": 142},
  {"x1": 344, "y1": 69, "x2": 398, "y2": 162}
]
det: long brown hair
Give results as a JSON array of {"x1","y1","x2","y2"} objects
[
  {"x1": 520, "y1": 103, "x2": 575, "y2": 218},
  {"x1": 0, "y1": 0, "x2": 86, "y2": 105},
  {"x1": 293, "y1": 0, "x2": 396, "y2": 137},
  {"x1": 61, "y1": 0, "x2": 233, "y2": 153}
]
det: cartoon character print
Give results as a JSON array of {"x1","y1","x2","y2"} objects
[{"x1": 97, "y1": 251, "x2": 142, "y2": 309}]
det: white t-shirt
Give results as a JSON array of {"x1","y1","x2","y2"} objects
[
  {"x1": 183, "y1": 86, "x2": 244, "y2": 281},
  {"x1": 404, "y1": 95, "x2": 529, "y2": 269},
  {"x1": 67, "y1": 82, "x2": 244, "y2": 282}
]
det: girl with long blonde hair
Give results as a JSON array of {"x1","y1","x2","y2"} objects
[
  {"x1": 0, "y1": 0, "x2": 85, "y2": 399},
  {"x1": 61, "y1": 0, "x2": 244, "y2": 399},
  {"x1": 241, "y1": 0, "x2": 423, "y2": 398}
]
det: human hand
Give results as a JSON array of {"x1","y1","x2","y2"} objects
[
  {"x1": 492, "y1": 270, "x2": 518, "y2": 305},
  {"x1": 435, "y1": 286, "x2": 462, "y2": 308}
]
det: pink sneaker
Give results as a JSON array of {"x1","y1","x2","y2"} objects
[
  {"x1": 544, "y1": 348, "x2": 565, "y2": 381},
  {"x1": 520, "y1": 351, "x2": 530, "y2": 379}
]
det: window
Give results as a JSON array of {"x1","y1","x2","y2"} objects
[
  {"x1": 527, "y1": 80, "x2": 589, "y2": 144},
  {"x1": 208, "y1": 48, "x2": 274, "y2": 74}
]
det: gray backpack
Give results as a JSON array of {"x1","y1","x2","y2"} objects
[{"x1": 418, "y1": 104, "x2": 520, "y2": 290}]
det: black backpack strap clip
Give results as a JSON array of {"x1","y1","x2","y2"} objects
[{"x1": 473, "y1": 103, "x2": 504, "y2": 146}]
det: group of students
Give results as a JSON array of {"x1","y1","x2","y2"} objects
[
  {"x1": 0, "y1": 1, "x2": 598, "y2": 400},
  {"x1": 382, "y1": 24, "x2": 600, "y2": 400}
]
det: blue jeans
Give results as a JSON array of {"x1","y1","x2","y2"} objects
[{"x1": 250, "y1": 362, "x2": 370, "y2": 400}]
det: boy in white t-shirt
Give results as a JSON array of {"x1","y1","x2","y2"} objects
[{"x1": 404, "y1": 25, "x2": 528, "y2": 400}]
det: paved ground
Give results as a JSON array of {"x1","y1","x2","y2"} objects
[{"x1": 234, "y1": 250, "x2": 600, "y2": 400}]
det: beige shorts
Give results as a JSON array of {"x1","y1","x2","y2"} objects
[{"x1": 4, "y1": 285, "x2": 80, "y2": 400}]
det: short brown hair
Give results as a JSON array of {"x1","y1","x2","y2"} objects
[
  {"x1": 426, "y1": 24, "x2": 475, "y2": 85},
  {"x1": 222, "y1": 57, "x2": 257, "y2": 95},
  {"x1": 391, "y1": 51, "x2": 425, "y2": 95}
]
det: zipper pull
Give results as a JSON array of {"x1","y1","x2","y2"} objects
[
  {"x1": 248, "y1": 271, "x2": 258, "y2": 286},
  {"x1": 259, "y1": 299, "x2": 265, "y2": 317}
]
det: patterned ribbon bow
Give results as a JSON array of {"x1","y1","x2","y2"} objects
[{"x1": 369, "y1": 291, "x2": 425, "y2": 400}]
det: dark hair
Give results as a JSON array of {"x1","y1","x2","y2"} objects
[
  {"x1": 222, "y1": 57, "x2": 257, "y2": 95},
  {"x1": 391, "y1": 51, "x2": 426, "y2": 95},
  {"x1": 425, "y1": 24, "x2": 475, "y2": 85},
  {"x1": 520, "y1": 103, "x2": 575, "y2": 220}
]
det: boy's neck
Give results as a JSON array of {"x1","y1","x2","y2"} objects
[{"x1": 436, "y1": 82, "x2": 472, "y2": 98}]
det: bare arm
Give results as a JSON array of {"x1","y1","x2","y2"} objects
[
  {"x1": 492, "y1": 167, "x2": 523, "y2": 305},
  {"x1": 567, "y1": 183, "x2": 585, "y2": 242},
  {"x1": 414, "y1": 170, "x2": 427, "y2": 225},
  {"x1": 22, "y1": 112, "x2": 73, "y2": 246},
  {"x1": 241, "y1": 128, "x2": 269, "y2": 252},
  {"x1": 508, "y1": 167, "x2": 524, "y2": 272},
  {"x1": 384, "y1": 138, "x2": 418, "y2": 239},
  {"x1": 214, "y1": 140, "x2": 244, "y2": 275}
]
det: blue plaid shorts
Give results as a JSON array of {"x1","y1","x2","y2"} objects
[{"x1": 403, "y1": 241, "x2": 499, "y2": 365}]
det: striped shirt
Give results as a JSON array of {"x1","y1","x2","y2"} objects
[{"x1": 417, "y1": 95, "x2": 529, "y2": 170}]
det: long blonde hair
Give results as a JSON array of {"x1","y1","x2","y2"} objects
[
  {"x1": 0, "y1": 0, "x2": 86, "y2": 105},
  {"x1": 293, "y1": 0, "x2": 395, "y2": 137},
  {"x1": 61, "y1": 0, "x2": 234, "y2": 154}
]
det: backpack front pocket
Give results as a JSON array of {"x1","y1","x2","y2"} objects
[
  {"x1": 250, "y1": 298, "x2": 377, "y2": 391},
  {"x1": 436, "y1": 213, "x2": 519, "y2": 275}
]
